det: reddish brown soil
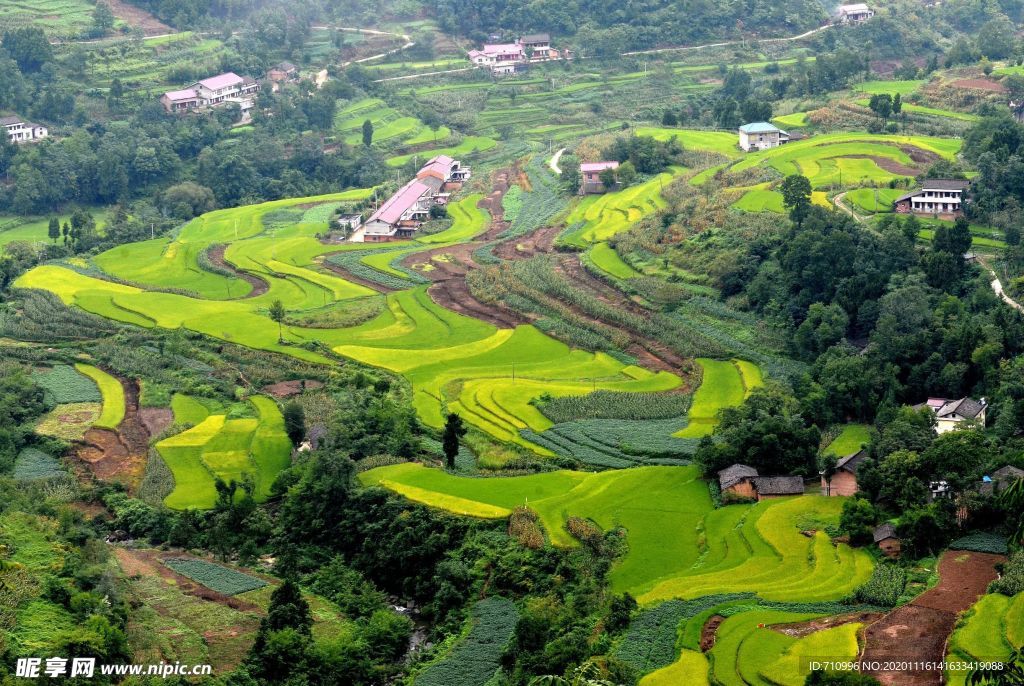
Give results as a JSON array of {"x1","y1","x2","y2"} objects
[
  {"x1": 208, "y1": 245, "x2": 269, "y2": 298},
  {"x1": 138, "y1": 407, "x2": 173, "y2": 437},
  {"x1": 847, "y1": 155, "x2": 920, "y2": 176},
  {"x1": 701, "y1": 615, "x2": 725, "y2": 651},
  {"x1": 950, "y1": 78, "x2": 1006, "y2": 92},
  {"x1": 114, "y1": 547, "x2": 269, "y2": 613},
  {"x1": 859, "y1": 551, "x2": 1004, "y2": 685},
  {"x1": 773, "y1": 611, "x2": 884, "y2": 638},
  {"x1": 104, "y1": 0, "x2": 172, "y2": 35},
  {"x1": 492, "y1": 225, "x2": 561, "y2": 260},
  {"x1": 429, "y1": 279, "x2": 529, "y2": 329},
  {"x1": 900, "y1": 145, "x2": 941, "y2": 167},
  {"x1": 261, "y1": 379, "x2": 325, "y2": 398},
  {"x1": 74, "y1": 376, "x2": 150, "y2": 489}
]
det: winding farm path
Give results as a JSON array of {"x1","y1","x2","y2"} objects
[
  {"x1": 858, "y1": 551, "x2": 1004, "y2": 686},
  {"x1": 620, "y1": 25, "x2": 830, "y2": 56},
  {"x1": 833, "y1": 191, "x2": 868, "y2": 222},
  {"x1": 549, "y1": 148, "x2": 565, "y2": 175}
]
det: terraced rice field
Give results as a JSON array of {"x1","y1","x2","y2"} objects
[
  {"x1": 945, "y1": 592, "x2": 1023, "y2": 685},
  {"x1": 14, "y1": 192, "x2": 685, "y2": 452},
  {"x1": 846, "y1": 187, "x2": 906, "y2": 214},
  {"x1": 587, "y1": 241, "x2": 640, "y2": 279},
  {"x1": 674, "y1": 358, "x2": 762, "y2": 438},
  {"x1": 157, "y1": 395, "x2": 291, "y2": 509},
  {"x1": 772, "y1": 111, "x2": 809, "y2": 128},
  {"x1": 709, "y1": 610, "x2": 862, "y2": 686},
  {"x1": 360, "y1": 463, "x2": 872, "y2": 601},
  {"x1": 0, "y1": 0, "x2": 98, "y2": 36},
  {"x1": 732, "y1": 188, "x2": 785, "y2": 214},
  {"x1": 334, "y1": 98, "x2": 451, "y2": 148},
  {"x1": 560, "y1": 169, "x2": 683, "y2": 248},
  {"x1": 854, "y1": 79, "x2": 926, "y2": 96},
  {"x1": 75, "y1": 364, "x2": 125, "y2": 429},
  {"x1": 386, "y1": 136, "x2": 498, "y2": 167}
]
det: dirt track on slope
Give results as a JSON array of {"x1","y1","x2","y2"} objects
[
  {"x1": 858, "y1": 551, "x2": 1004, "y2": 685},
  {"x1": 74, "y1": 376, "x2": 150, "y2": 489},
  {"x1": 105, "y1": 0, "x2": 173, "y2": 35},
  {"x1": 208, "y1": 245, "x2": 270, "y2": 298}
]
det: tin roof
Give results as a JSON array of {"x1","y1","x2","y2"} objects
[{"x1": 197, "y1": 72, "x2": 244, "y2": 90}]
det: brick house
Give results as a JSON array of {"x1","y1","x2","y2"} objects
[
  {"x1": 873, "y1": 523, "x2": 900, "y2": 558},
  {"x1": 267, "y1": 61, "x2": 299, "y2": 83},
  {"x1": 751, "y1": 476, "x2": 805, "y2": 500},
  {"x1": 893, "y1": 179, "x2": 970, "y2": 218},
  {"x1": 821, "y1": 449, "x2": 868, "y2": 496},
  {"x1": 718, "y1": 464, "x2": 759, "y2": 499}
]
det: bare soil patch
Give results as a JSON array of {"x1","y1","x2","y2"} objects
[
  {"x1": 950, "y1": 78, "x2": 1006, "y2": 92},
  {"x1": 701, "y1": 615, "x2": 725, "y2": 651},
  {"x1": 73, "y1": 377, "x2": 150, "y2": 489},
  {"x1": 104, "y1": 0, "x2": 172, "y2": 35},
  {"x1": 114, "y1": 547, "x2": 266, "y2": 613},
  {"x1": 773, "y1": 611, "x2": 884, "y2": 638},
  {"x1": 261, "y1": 379, "x2": 325, "y2": 398},
  {"x1": 139, "y1": 407, "x2": 173, "y2": 436},
  {"x1": 429, "y1": 279, "x2": 529, "y2": 329},
  {"x1": 846, "y1": 154, "x2": 919, "y2": 176},
  {"x1": 859, "y1": 551, "x2": 1004, "y2": 685},
  {"x1": 900, "y1": 145, "x2": 940, "y2": 167},
  {"x1": 208, "y1": 245, "x2": 269, "y2": 298}
]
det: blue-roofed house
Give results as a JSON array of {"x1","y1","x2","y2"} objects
[{"x1": 738, "y1": 122, "x2": 789, "y2": 152}]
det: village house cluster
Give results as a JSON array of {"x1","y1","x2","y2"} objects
[
  {"x1": 467, "y1": 33, "x2": 569, "y2": 75},
  {"x1": 2, "y1": 115, "x2": 48, "y2": 145},
  {"x1": 160, "y1": 63, "x2": 301, "y2": 115},
  {"x1": 351, "y1": 155, "x2": 471, "y2": 242}
]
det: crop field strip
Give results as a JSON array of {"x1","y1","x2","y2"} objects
[
  {"x1": 359, "y1": 463, "x2": 873, "y2": 601},
  {"x1": 75, "y1": 363, "x2": 125, "y2": 429},
  {"x1": 15, "y1": 192, "x2": 690, "y2": 455},
  {"x1": 157, "y1": 394, "x2": 290, "y2": 509},
  {"x1": 945, "y1": 592, "x2": 1024, "y2": 685}
]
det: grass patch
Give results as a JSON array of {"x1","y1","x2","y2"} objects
[{"x1": 823, "y1": 424, "x2": 871, "y2": 457}]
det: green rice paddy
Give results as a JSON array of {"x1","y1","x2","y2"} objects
[
  {"x1": 75, "y1": 363, "x2": 125, "y2": 429},
  {"x1": 674, "y1": 358, "x2": 762, "y2": 438},
  {"x1": 854, "y1": 80, "x2": 925, "y2": 96},
  {"x1": 587, "y1": 242, "x2": 640, "y2": 279},
  {"x1": 846, "y1": 188, "x2": 906, "y2": 214},
  {"x1": 823, "y1": 424, "x2": 871, "y2": 457},
  {"x1": 946, "y1": 592, "x2": 1023, "y2": 685},
  {"x1": 157, "y1": 395, "x2": 291, "y2": 509},
  {"x1": 360, "y1": 463, "x2": 872, "y2": 601}
]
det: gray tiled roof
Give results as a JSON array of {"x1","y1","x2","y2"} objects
[{"x1": 751, "y1": 476, "x2": 804, "y2": 496}]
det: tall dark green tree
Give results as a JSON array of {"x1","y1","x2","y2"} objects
[
  {"x1": 442, "y1": 413, "x2": 466, "y2": 469},
  {"x1": 362, "y1": 119, "x2": 374, "y2": 147},
  {"x1": 780, "y1": 174, "x2": 813, "y2": 227},
  {"x1": 283, "y1": 402, "x2": 305, "y2": 446},
  {"x1": 269, "y1": 300, "x2": 286, "y2": 342},
  {"x1": 47, "y1": 216, "x2": 60, "y2": 243}
]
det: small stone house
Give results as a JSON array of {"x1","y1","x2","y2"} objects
[
  {"x1": 873, "y1": 523, "x2": 900, "y2": 558},
  {"x1": 836, "y1": 3, "x2": 874, "y2": 23},
  {"x1": 821, "y1": 449, "x2": 868, "y2": 496},
  {"x1": 718, "y1": 464, "x2": 759, "y2": 499},
  {"x1": 751, "y1": 476, "x2": 805, "y2": 500}
]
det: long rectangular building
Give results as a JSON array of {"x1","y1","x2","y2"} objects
[
  {"x1": 357, "y1": 155, "x2": 471, "y2": 242},
  {"x1": 161, "y1": 72, "x2": 261, "y2": 113}
]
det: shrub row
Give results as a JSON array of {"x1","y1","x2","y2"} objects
[{"x1": 537, "y1": 389, "x2": 692, "y2": 423}]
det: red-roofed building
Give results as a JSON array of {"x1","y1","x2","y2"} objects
[
  {"x1": 580, "y1": 161, "x2": 619, "y2": 194},
  {"x1": 356, "y1": 156, "x2": 472, "y2": 242},
  {"x1": 468, "y1": 34, "x2": 568, "y2": 74}
]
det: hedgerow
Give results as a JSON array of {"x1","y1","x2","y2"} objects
[
  {"x1": 950, "y1": 532, "x2": 1009, "y2": 555},
  {"x1": 12, "y1": 448, "x2": 64, "y2": 481},
  {"x1": 162, "y1": 558, "x2": 268, "y2": 596},
  {"x1": 852, "y1": 564, "x2": 907, "y2": 607},
  {"x1": 537, "y1": 390, "x2": 691, "y2": 423},
  {"x1": 990, "y1": 551, "x2": 1024, "y2": 596},
  {"x1": 33, "y1": 365, "x2": 102, "y2": 404},
  {"x1": 415, "y1": 597, "x2": 518, "y2": 686},
  {"x1": 499, "y1": 156, "x2": 566, "y2": 239},
  {"x1": 326, "y1": 250, "x2": 425, "y2": 290},
  {"x1": 616, "y1": 595, "x2": 753, "y2": 673}
]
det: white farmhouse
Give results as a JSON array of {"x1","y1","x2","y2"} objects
[
  {"x1": 738, "y1": 122, "x2": 789, "y2": 152},
  {"x1": 2, "y1": 115, "x2": 48, "y2": 144}
]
